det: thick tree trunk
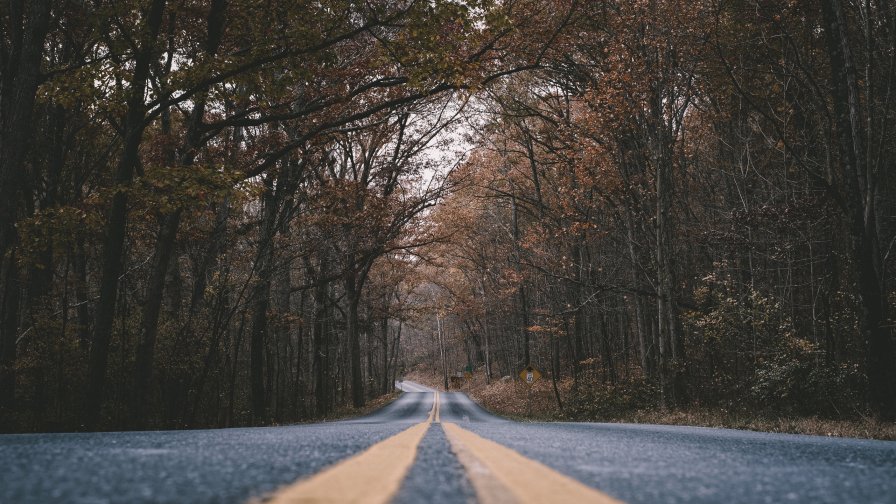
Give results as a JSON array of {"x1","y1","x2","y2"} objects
[
  {"x1": 648, "y1": 70, "x2": 689, "y2": 406},
  {"x1": 182, "y1": 199, "x2": 231, "y2": 427},
  {"x1": 132, "y1": 1, "x2": 228, "y2": 427},
  {"x1": 132, "y1": 209, "x2": 182, "y2": 427},
  {"x1": 249, "y1": 276, "x2": 271, "y2": 423},
  {"x1": 654, "y1": 112, "x2": 677, "y2": 407},
  {"x1": 294, "y1": 289, "x2": 306, "y2": 418},
  {"x1": 311, "y1": 259, "x2": 331, "y2": 417},
  {"x1": 0, "y1": 255, "x2": 20, "y2": 411},
  {"x1": 821, "y1": 0, "x2": 895, "y2": 419},
  {"x1": 0, "y1": 0, "x2": 52, "y2": 412},
  {"x1": 272, "y1": 259, "x2": 291, "y2": 421},
  {"x1": 249, "y1": 176, "x2": 279, "y2": 423},
  {"x1": 0, "y1": 0, "x2": 50, "y2": 254},
  {"x1": 85, "y1": 0, "x2": 168, "y2": 428}
]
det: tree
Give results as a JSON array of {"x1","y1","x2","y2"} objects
[{"x1": 0, "y1": 0, "x2": 53, "y2": 412}]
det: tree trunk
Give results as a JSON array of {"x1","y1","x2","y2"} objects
[
  {"x1": 73, "y1": 237, "x2": 91, "y2": 353},
  {"x1": 390, "y1": 322, "x2": 402, "y2": 387},
  {"x1": 551, "y1": 327, "x2": 562, "y2": 410},
  {"x1": 0, "y1": 0, "x2": 52, "y2": 412},
  {"x1": 651, "y1": 77, "x2": 687, "y2": 407},
  {"x1": 381, "y1": 317, "x2": 389, "y2": 395},
  {"x1": 599, "y1": 313, "x2": 617, "y2": 384},
  {"x1": 624, "y1": 209, "x2": 653, "y2": 378},
  {"x1": 511, "y1": 195, "x2": 530, "y2": 366},
  {"x1": 273, "y1": 258, "x2": 291, "y2": 421},
  {"x1": 436, "y1": 314, "x2": 448, "y2": 391},
  {"x1": 478, "y1": 277, "x2": 492, "y2": 383},
  {"x1": 132, "y1": 1, "x2": 228, "y2": 427},
  {"x1": 821, "y1": 0, "x2": 895, "y2": 419},
  {"x1": 311, "y1": 258, "x2": 331, "y2": 417},
  {"x1": 132, "y1": 208, "x2": 182, "y2": 427},
  {"x1": 345, "y1": 277, "x2": 364, "y2": 407},
  {"x1": 249, "y1": 175, "x2": 279, "y2": 423},
  {"x1": 0, "y1": 254, "x2": 20, "y2": 411},
  {"x1": 85, "y1": 0, "x2": 167, "y2": 429}
]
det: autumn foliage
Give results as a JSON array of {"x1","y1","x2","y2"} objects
[
  {"x1": 0, "y1": 0, "x2": 894, "y2": 432},
  {"x1": 415, "y1": 0, "x2": 896, "y2": 422}
]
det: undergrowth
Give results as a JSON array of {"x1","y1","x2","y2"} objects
[{"x1": 404, "y1": 367, "x2": 896, "y2": 440}]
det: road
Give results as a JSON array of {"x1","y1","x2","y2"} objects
[{"x1": 0, "y1": 382, "x2": 893, "y2": 503}]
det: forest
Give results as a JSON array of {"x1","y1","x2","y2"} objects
[{"x1": 0, "y1": 0, "x2": 894, "y2": 432}]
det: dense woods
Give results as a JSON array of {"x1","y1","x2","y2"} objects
[{"x1": 0, "y1": 0, "x2": 894, "y2": 432}]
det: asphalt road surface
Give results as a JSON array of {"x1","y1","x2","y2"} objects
[{"x1": 0, "y1": 382, "x2": 893, "y2": 503}]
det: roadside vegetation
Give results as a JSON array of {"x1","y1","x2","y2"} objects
[{"x1": 406, "y1": 367, "x2": 896, "y2": 441}]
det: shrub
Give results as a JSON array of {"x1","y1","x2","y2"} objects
[
  {"x1": 750, "y1": 336, "x2": 864, "y2": 418},
  {"x1": 564, "y1": 376, "x2": 658, "y2": 420}
]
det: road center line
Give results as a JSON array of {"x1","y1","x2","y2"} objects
[
  {"x1": 443, "y1": 422, "x2": 624, "y2": 504},
  {"x1": 261, "y1": 394, "x2": 438, "y2": 504},
  {"x1": 427, "y1": 392, "x2": 438, "y2": 423},
  {"x1": 261, "y1": 422, "x2": 428, "y2": 504}
]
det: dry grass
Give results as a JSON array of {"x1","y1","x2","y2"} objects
[
  {"x1": 469, "y1": 379, "x2": 566, "y2": 420},
  {"x1": 623, "y1": 409, "x2": 896, "y2": 440},
  {"x1": 404, "y1": 367, "x2": 896, "y2": 440}
]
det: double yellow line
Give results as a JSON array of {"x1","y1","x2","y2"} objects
[
  {"x1": 443, "y1": 421, "x2": 622, "y2": 504},
  {"x1": 263, "y1": 392, "x2": 621, "y2": 504},
  {"x1": 431, "y1": 390, "x2": 441, "y2": 423}
]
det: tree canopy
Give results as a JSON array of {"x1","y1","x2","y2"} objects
[{"x1": 1, "y1": 0, "x2": 894, "y2": 431}]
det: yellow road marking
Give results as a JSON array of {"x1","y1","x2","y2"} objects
[
  {"x1": 443, "y1": 422, "x2": 624, "y2": 504},
  {"x1": 428, "y1": 392, "x2": 437, "y2": 422},
  {"x1": 263, "y1": 391, "x2": 615, "y2": 504},
  {"x1": 263, "y1": 422, "x2": 428, "y2": 504},
  {"x1": 263, "y1": 392, "x2": 440, "y2": 504}
]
